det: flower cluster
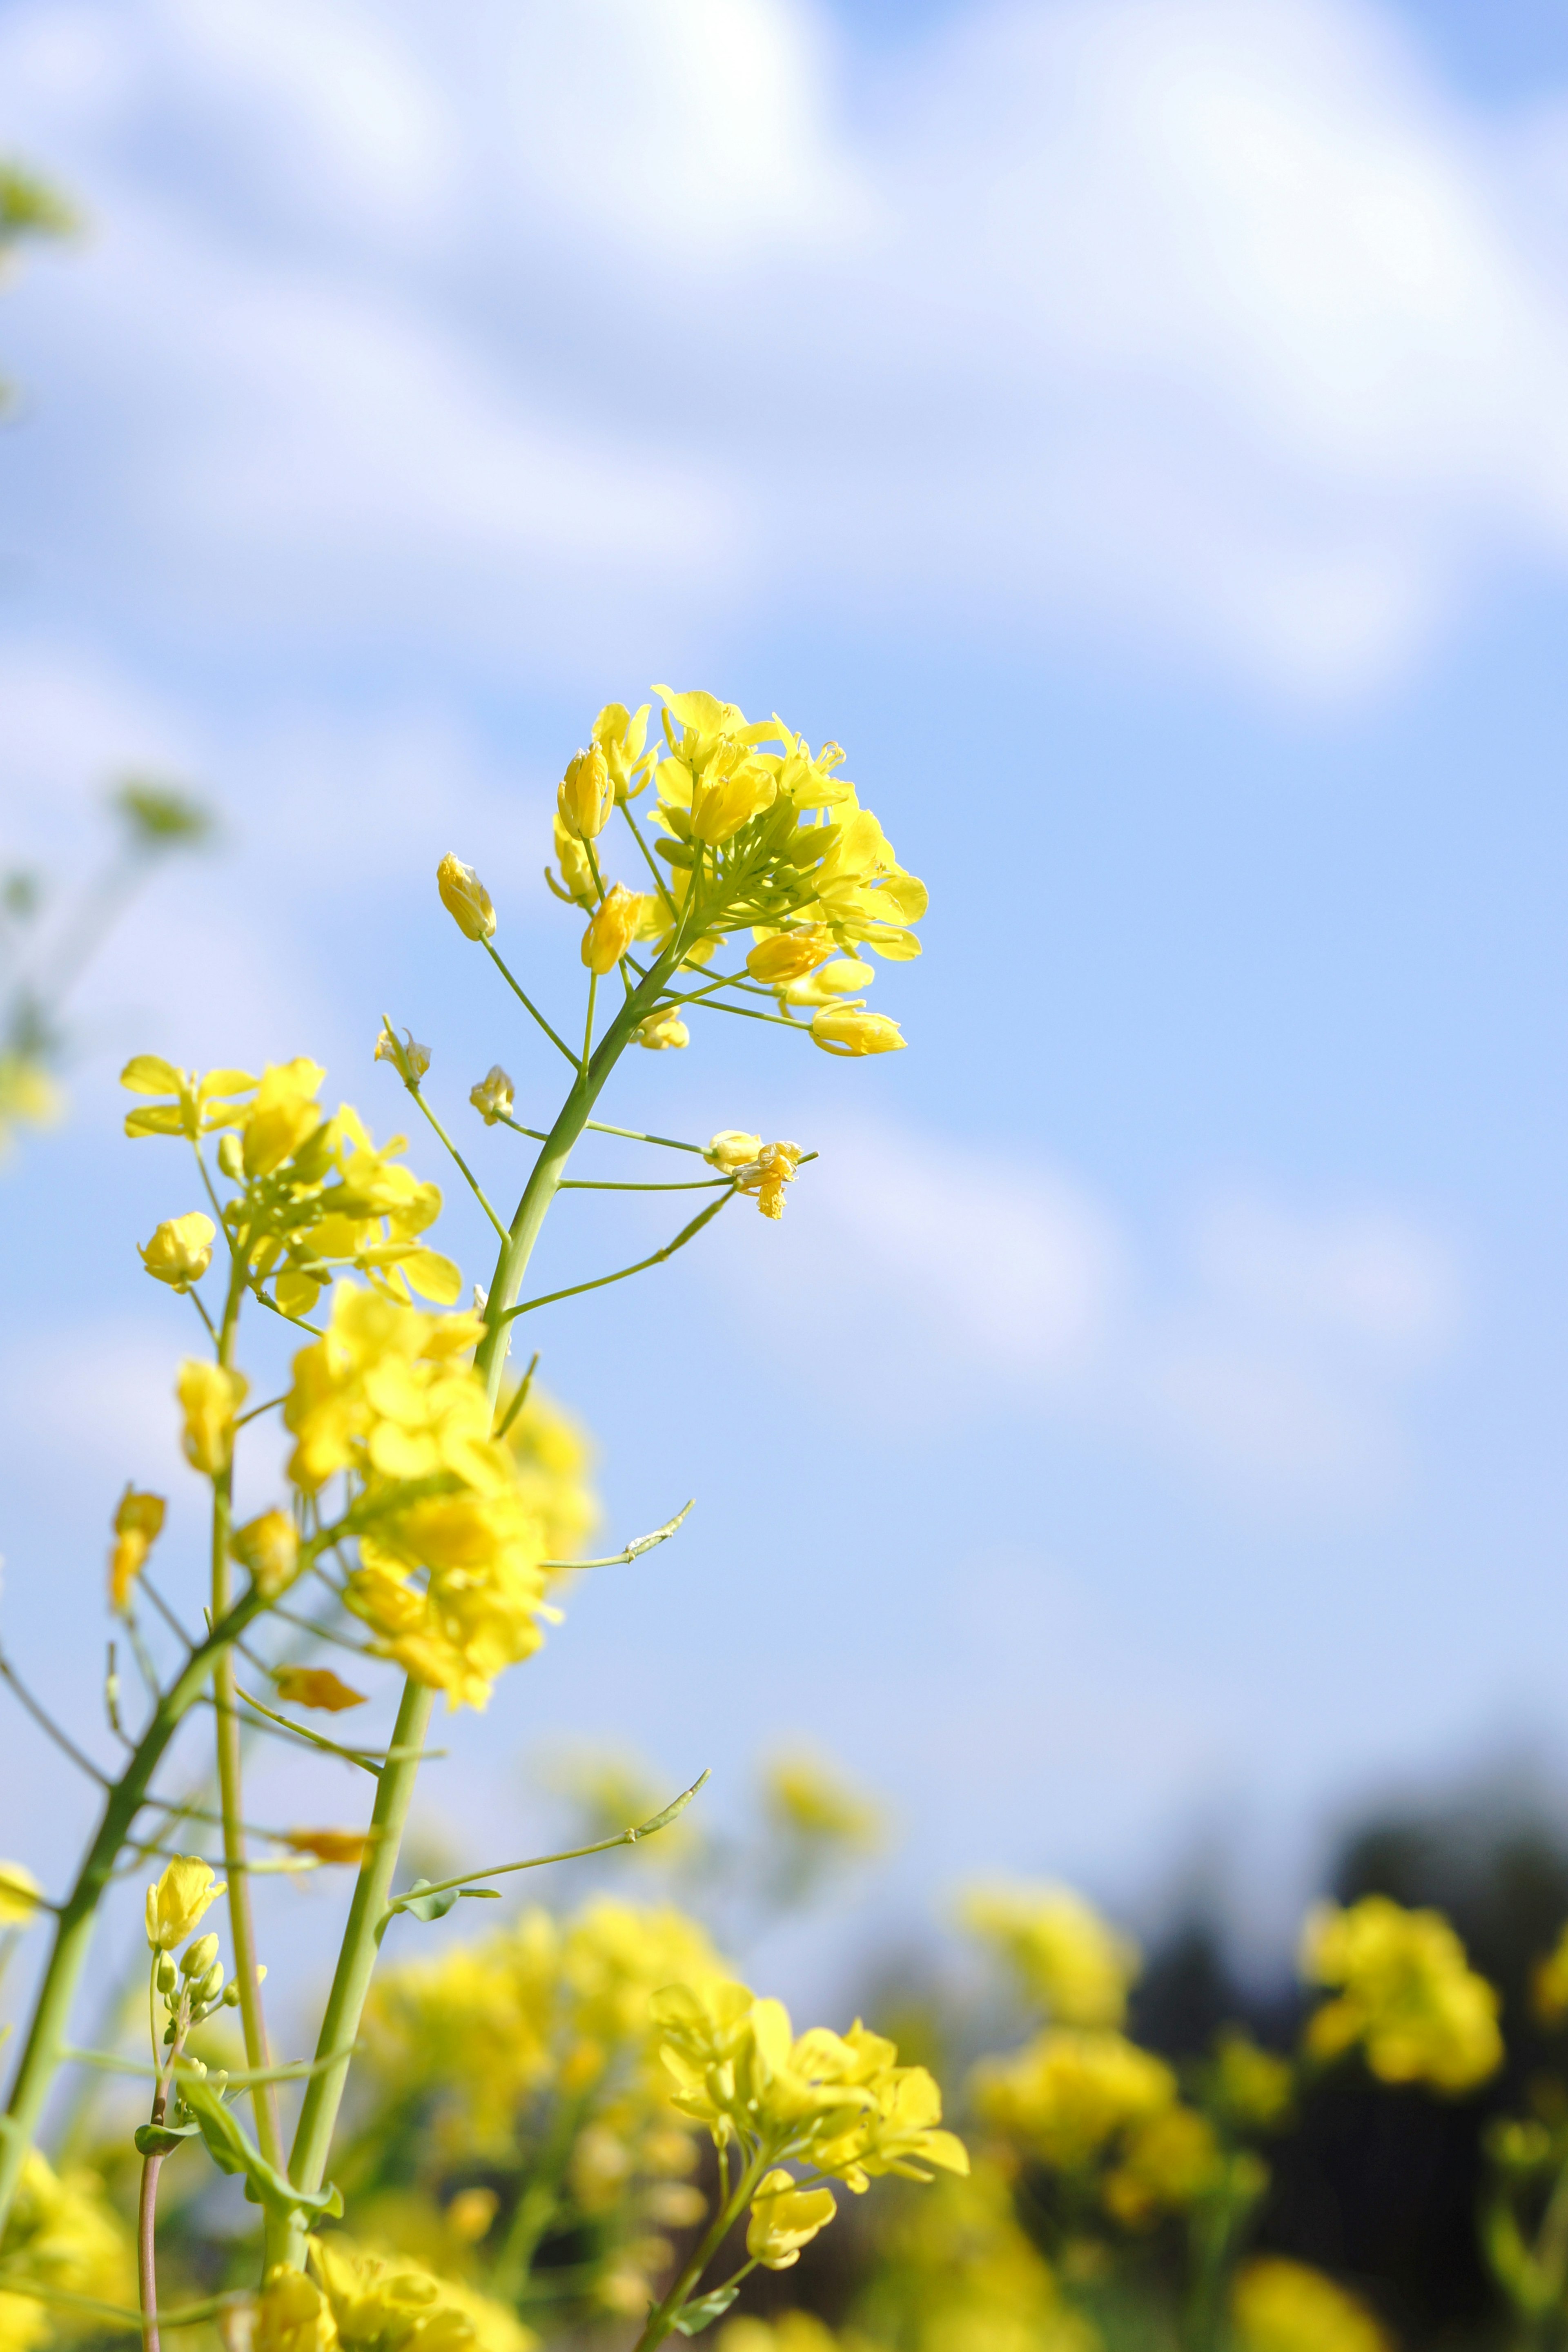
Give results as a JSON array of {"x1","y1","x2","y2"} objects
[
  {"x1": 283, "y1": 1286, "x2": 549, "y2": 1710},
  {"x1": 970, "y1": 2027, "x2": 1221, "y2": 2228},
  {"x1": 255, "y1": 2236, "x2": 531, "y2": 2352},
  {"x1": 1301, "y1": 1895, "x2": 1503, "y2": 2094},
  {"x1": 961, "y1": 1881, "x2": 1142, "y2": 2029},
  {"x1": 0, "y1": 2152, "x2": 132, "y2": 2352},
  {"x1": 1231, "y1": 2256, "x2": 1391, "y2": 2352}
]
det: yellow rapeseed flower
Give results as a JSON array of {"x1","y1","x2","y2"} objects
[
  {"x1": 809, "y1": 1003, "x2": 904, "y2": 1057},
  {"x1": 635, "y1": 1009, "x2": 688, "y2": 1050},
  {"x1": 177, "y1": 1360, "x2": 249, "y2": 1477},
  {"x1": 558, "y1": 745, "x2": 615, "y2": 841},
  {"x1": 962, "y1": 1883, "x2": 1140, "y2": 2028},
  {"x1": 581, "y1": 883, "x2": 644, "y2": 973},
  {"x1": 781, "y1": 958, "x2": 875, "y2": 1010},
  {"x1": 307, "y1": 2233, "x2": 533, "y2": 2352},
  {"x1": 470, "y1": 1066, "x2": 514, "y2": 1125},
  {"x1": 145, "y1": 1855, "x2": 225, "y2": 1950},
  {"x1": 746, "y1": 2171, "x2": 837, "y2": 2269},
  {"x1": 283, "y1": 1831, "x2": 373, "y2": 1866},
  {"x1": 138, "y1": 1211, "x2": 215, "y2": 1291},
  {"x1": 1232, "y1": 2259, "x2": 1391, "y2": 2352},
  {"x1": 970, "y1": 2029, "x2": 1174, "y2": 2169},
  {"x1": 437, "y1": 854, "x2": 497, "y2": 942},
  {"x1": 109, "y1": 1485, "x2": 166, "y2": 1613},
  {"x1": 244, "y1": 1060, "x2": 328, "y2": 1178},
  {"x1": 764, "y1": 1754, "x2": 881, "y2": 1849},
  {"x1": 1301, "y1": 1895, "x2": 1503, "y2": 2094},
  {"x1": 0, "y1": 2149, "x2": 134, "y2": 2352},
  {"x1": 373, "y1": 1025, "x2": 431, "y2": 1085},
  {"x1": 704, "y1": 1130, "x2": 761, "y2": 1172},
  {"x1": 0, "y1": 1862, "x2": 43, "y2": 1927},
  {"x1": 232, "y1": 1508, "x2": 301, "y2": 1598},
  {"x1": 121, "y1": 1057, "x2": 258, "y2": 1142},
  {"x1": 731, "y1": 1141, "x2": 803, "y2": 1220},
  {"x1": 256, "y1": 2266, "x2": 339, "y2": 2352},
  {"x1": 1101, "y1": 2104, "x2": 1221, "y2": 2227},
  {"x1": 746, "y1": 927, "x2": 835, "y2": 985},
  {"x1": 273, "y1": 1667, "x2": 366, "y2": 1713}
]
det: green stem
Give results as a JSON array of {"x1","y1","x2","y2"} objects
[
  {"x1": 498, "y1": 1189, "x2": 735, "y2": 1325},
  {"x1": 489, "y1": 2094, "x2": 587, "y2": 2303},
  {"x1": 633, "y1": 2145, "x2": 769, "y2": 2352},
  {"x1": 481, "y1": 942, "x2": 578, "y2": 1069},
  {"x1": 0, "y1": 1588, "x2": 270, "y2": 2238},
  {"x1": 499, "y1": 1112, "x2": 706, "y2": 1158},
  {"x1": 281, "y1": 1676, "x2": 435, "y2": 2269},
  {"x1": 403, "y1": 1082, "x2": 507, "y2": 1243}
]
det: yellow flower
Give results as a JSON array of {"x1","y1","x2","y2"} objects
[
  {"x1": 581, "y1": 883, "x2": 644, "y2": 973},
  {"x1": 746, "y1": 2171, "x2": 837, "y2": 2269},
  {"x1": 243, "y1": 1060, "x2": 328, "y2": 1178},
  {"x1": 635, "y1": 1009, "x2": 688, "y2": 1050},
  {"x1": 145, "y1": 1855, "x2": 225, "y2": 1950},
  {"x1": 274, "y1": 1666, "x2": 367, "y2": 1713},
  {"x1": 731, "y1": 1141, "x2": 803, "y2": 1220},
  {"x1": 138, "y1": 1211, "x2": 215, "y2": 1291},
  {"x1": 0, "y1": 2150, "x2": 134, "y2": 2350},
  {"x1": 546, "y1": 810, "x2": 599, "y2": 909},
  {"x1": 0, "y1": 1861, "x2": 43, "y2": 1927},
  {"x1": 256, "y1": 2266, "x2": 339, "y2": 2352},
  {"x1": 592, "y1": 701, "x2": 656, "y2": 801},
  {"x1": 1209, "y1": 2028, "x2": 1295, "y2": 2132},
  {"x1": 781, "y1": 959, "x2": 876, "y2": 1010},
  {"x1": 971, "y1": 2029, "x2": 1175, "y2": 2169},
  {"x1": 0, "y1": 1052, "x2": 61, "y2": 1159},
  {"x1": 1232, "y1": 2259, "x2": 1390, "y2": 2352},
  {"x1": 1301, "y1": 1895, "x2": 1503, "y2": 2094},
  {"x1": 558, "y1": 745, "x2": 615, "y2": 841},
  {"x1": 720, "y1": 2323, "x2": 840, "y2": 2352},
  {"x1": 765, "y1": 1754, "x2": 880, "y2": 1849},
  {"x1": 232, "y1": 1508, "x2": 301, "y2": 1598},
  {"x1": 109, "y1": 1485, "x2": 166, "y2": 1613},
  {"x1": 308, "y1": 2233, "x2": 533, "y2": 2352},
  {"x1": 283, "y1": 1830, "x2": 373, "y2": 1866},
  {"x1": 121, "y1": 1057, "x2": 258, "y2": 1142},
  {"x1": 962, "y1": 1883, "x2": 1140, "y2": 2029},
  {"x1": 177, "y1": 1360, "x2": 249, "y2": 1477},
  {"x1": 470, "y1": 1067, "x2": 514, "y2": 1125},
  {"x1": 809, "y1": 1004, "x2": 904, "y2": 1058},
  {"x1": 746, "y1": 927, "x2": 835, "y2": 985},
  {"x1": 1101, "y1": 2105, "x2": 1221, "y2": 2227},
  {"x1": 437, "y1": 853, "x2": 497, "y2": 942},
  {"x1": 704, "y1": 1130, "x2": 762, "y2": 1172},
  {"x1": 374, "y1": 1025, "x2": 431, "y2": 1085}
]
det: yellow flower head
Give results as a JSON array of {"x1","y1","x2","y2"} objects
[
  {"x1": 273, "y1": 1666, "x2": 367, "y2": 1713},
  {"x1": 437, "y1": 853, "x2": 497, "y2": 942},
  {"x1": 730, "y1": 1141, "x2": 804, "y2": 1221},
  {"x1": 809, "y1": 1003, "x2": 904, "y2": 1058},
  {"x1": 0, "y1": 1861, "x2": 43, "y2": 1927},
  {"x1": 765, "y1": 1754, "x2": 881, "y2": 1850},
  {"x1": 581, "y1": 883, "x2": 644, "y2": 974},
  {"x1": 177, "y1": 1360, "x2": 249, "y2": 1477},
  {"x1": 1301, "y1": 1895, "x2": 1502, "y2": 2094},
  {"x1": 374, "y1": 1025, "x2": 431, "y2": 1086},
  {"x1": 121, "y1": 1057, "x2": 258, "y2": 1142},
  {"x1": 145, "y1": 1855, "x2": 225, "y2": 1951},
  {"x1": 971, "y1": 2029, "x2": 1174, "y2": 2170},
  {"x1": 704, "y1": 1130, "x2": 762, "y2": 1172},
  {"x1": 746, "y1": 2171, "x2": 837, "y2": 2269},
  {"x1": 256, "y1": 2266, "x2": 339, "y2": 2352},
  {"x1": 232, "y1": 1508, "x2": 301, "y2": 1599},
  {"x1": 243, "y1": 1060, "x2": 328, "y2": 1178},
  {"x1": 746, "y1": 927, "x2": 835, "y2": 986},
  {"x1": 1101, "y1": 2104, "x2": 1221, "y2": 2227},
  {"x1": 283, "y1": 1830, "x2": 373, "y2": 1866},
  {"x1": 962, "y1": 1883, "x2": 1140, "y2": 2028},
  {"x1": 138, "y1": 1212, "x2": 215, "y2": 1292},
  {"x1": 558, "y1": 745, "x2": 615, "y2": 841},
  {"x1": 592, "y1": 700, "x2": 656, "y2": 800},
  {"x1": 109, "y1": 1485, "x2": 166, "y2": 1614},
  {"x1": 634, "y1": 1009, "x2": 688, "y2": 1050},
  {"x1": 1232, "y1": 2258, "x2": 1391, "y2": 2352},
  {"x1": 307, "y1": 2233, "x2": 533, "y2": 2352},
  {"x1": 470, "y1": 1066, "x2": 514, "y2": 1125}
]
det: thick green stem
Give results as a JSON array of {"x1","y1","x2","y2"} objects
[
  {"x1": 475, "y1": 943, "x2": 682, "y2": 1408},
  {"x1": 281, "y1": 1677, "x2": 435, "y2": 2270},
  {"x1": 0, "y1": 1590, "x2": 269, "y2": 2238}
]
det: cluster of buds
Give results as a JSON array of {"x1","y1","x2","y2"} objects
[{"x1": 154, "y1": 1929, "x2": 243, "y2": 2045}]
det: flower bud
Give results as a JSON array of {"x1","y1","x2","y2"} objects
[
  {"x1": 180, "y1": 1931, "x2": 220, "y2": 1978},
  {"x1": 436, "y1": 853, "x2": 496, "y2": 941},
  {"x1": 232, "y1": 1508, "x2": 300, "y2": 1599},
  {"x1": 177, "y1": 1361, "x2": 248, "y2": 1477},
  {"x1": 109, "y1": 1485, "x2": 167, "y2": 1613},
  {"x1": 809, "y1": 1002, "x2": 906, "y2": 1058},
  {"x1": 222, "y1": 1980, "x2": 241, "y2": 2007},
  {"x1": 145, "y1": 1856, "x2": 225, "y2": 1951},
  {"x1": 216, "y1": 1132, "x2": 244, "y2": 1180},
  {"x1": 745, "y1": 927, "x2": 833, "y2": 985},
  {"x1": 139, "y1": 1211, "x2": 216, "y2": 1292},
  {"x1": 557, "y1": 745, "x2": 614, "y2": 841},
  {"x1": 194, "y1": 1960, "x2": 225, "y2": 2008},
  {"x1": 634, "y1": 1010, "x2": 688, "y2": 1050},
  {"x1": 156, "y1": 1954, "x2": 178, "y2": 1996},
  {"x1": 580, "y1": 883, "x2": 643, "y2": 975},
  {"x1": 469, "y1": 1065, "x2": 514, "y2": 1125},
  {"x1": 374, "y1": 1023, "x2": 431, "y2": 1084},
  {"x1": 782, "y1": 957, "x2": 875, "y2": 1009},
  {"x1": 703, "y1": 1130, "x2": 761, "y2": 1172}
]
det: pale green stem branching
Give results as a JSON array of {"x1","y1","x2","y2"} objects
[
  {"x1": 541, "y1": 1499, "x2": 693, "y2": 1572},
  {"x1": 482, "y1": 940, "x2": 579, "y2": 1067},
  {"x1": 499, "y1": 1187, "x2": 737, "y2": 1324},
  {"x1": 381, "y1": 1769, "x2": 709, "y2": 1915},
  {"x1": 491, "y1": 1350, "x2": 540, "y2": 1443},
  {"x1": 378, "y1": 1016, "x2": 508, "y2": 1243},
  {"x1": 0, "y1": 1650, "x2": 109, "y2": 1785}
]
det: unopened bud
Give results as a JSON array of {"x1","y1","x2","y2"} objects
[
  {"x1": 138, "y1": 1212, "x2": 216, "y2": 1293},
  {"x1": 180, "y1": 1932, "x2": 220, "y2": 1978},
  {"x1": 374, "y1": 1022, "x2": 431, "y2": 1084},
  {"x1": 745, "y1": 927, "x2": 833, "y2": 986},
  {"x1": 469, "y1": 1065, "x2": 514, "y2": 1126},
  {"x1": 194, "y1": 1960, "x2": 225, "y2": 2007},
  {"x1": 231, "y1": 1509, "x2": 299, "y2": 1600},
  {"x1": 557, "y1": 745, "x2": 615, "y2": 841},
  {"x1": 580, "y1": 883, "x2": 644, "y2": 975},
  {"x1": 436, "y1": 853, "x2": 496, "y2": 941},
  {"x1": 216, "y1": 1133, "x2": 244, "y2": 1180},
  {"x1": 156, "y1": 1955, "x2": 177, "y2": 1996}
]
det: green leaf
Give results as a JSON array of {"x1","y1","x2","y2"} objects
[
  {"x1": 394, "y1": 1878, "x2": 459, "y2": 1922},
  {"x1": 673, "y1": 2287, "x2": 739, "y2": 2336},
  {"x1": 134, "y1": 2121, "x2": 200, "y2": 2157},
  {"x1": 180, "y1": 2075, "x2": 341, "y2": 2221}
]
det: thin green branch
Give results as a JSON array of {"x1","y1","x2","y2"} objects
[
  {"x1": 557, "y1": 1176, "x2": 730, "y2": 1192},
  {"x1": 619, "y1": 799, "x2": 679, "y2": 919},
  {"x1": 492, "y1": 1351, "x2": 540, "y2": 1443},
  {"x1": 498, "y1": 1109, "x2": 708, "y2": 1157},
  {"x1": 581, "y1": 968, "x2": 598, "y2": 1074},
  {"x1": 542, "y1": 1499, "x2": 693, "y2": 1572},
  {"x1": 499, "y1": 1187, "x2": 737, "y2": 1323},
  {"x1": 482, "y1": 940, "x2": 579, "y2": 1068},
  {"x1": 0, "y1": 1651, "x2": 110, "y2": 1786},
  {"x1": 233, "y1": 1682, "x2": 385, "y2": 1779},
  {"x1": 383, "y1": 1769, "x2": 710, "y2": 1914},
  {"x1": 253, "y1": 1289, "x2": 326, "y2": 1339},
  {"x1": 378, "y1": 1021, "x2": 508, "y2": 1243}
]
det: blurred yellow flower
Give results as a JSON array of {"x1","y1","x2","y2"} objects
[
  {"x1": 108, "y1": 1485, "x2": 166, "y2": 1613},
  {"x1": 138, "y1": 1210, "x2": 215, "y2": 1291},
  {"x1": 747, "y1": 2171, "x2": 837, "y2": 2269},
  {"x1": 308, "y1": 2234, "x2": 533, "y2": 2352},
  {"x1": 177, "y1": 1359, "x2": 249, "y2": 1477},
  {"x1": 0, "y1": 1862, "x2": 43, "y2": 1927},
  {"x1": 121, "y1": 1057, "x2": 257, "y2": 1142},
  {"x1": 1208, "y1": 2028, "x2": 1295, "y2": 2132},
  {"x1": 145, "y1": 1855, "x2": 225, "y2": 1951},
  {"x1": 470, "y1": 1066, "x2": 514, "y2": 1125},
  {"x1": 256, "y1": 2267, "x2": 339, "y2": 2352},
  {"x1": 765, "y1": 1754, "x2": 881, "y2": 1850},
  {"x1": 1301, "y1": 1895, "x2": 1502, "y2": 2094},
  {"x1": 273, "y1": 1666, "x2": 367, "y2": 1713},
  {"x1": 1232, "y1": 2259, "x2": 1391, "y2": 2352},
  {"x1": 962, "y1": 1883, "x2": 1140, "y2": 2028},
  {"x1": 0, "y1": 2150, "x2": 133, "y2": 2352},
  {"x1": 232, "y1": 1508, "x2": 301, "y2": 1599},
  {"x1": 971, "y1": 2029, "x2": 1174, "y2": 2169},
  {"x1": 635, "y1": 1009, "x2": 688, "y2": 1050},
  {"x1": 1101, "y1": 2104, "x2": 1221, "y2": 2227},
  {"x1": 244, "y1": 1059, "x2": 328, "y2": 1177},
  {"x1": 284, "y1": 1831, "x2": 373, "y2": 1866},
  {"x1": 437, "y1": 854, "x2": 497, "y2": 942}
]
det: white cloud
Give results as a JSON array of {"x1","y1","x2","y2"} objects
[{"x1": 5, "y1": 0, "x2": 1568, "y2": 690}]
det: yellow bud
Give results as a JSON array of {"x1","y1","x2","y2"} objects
[
  {"x1": 557, "y1": 745, "x2": 615, "y2": 841},
  {"x1": 635, "y1": 1009, "x2": 688, "y2": 1050},
  {"x1": 581, "y1": 883, "x2": 643, "y2": 974},
  {"x1": 138, "y1": 1211, "x2": 215, "y2": 1292},
  {"x1": 177, "y1": 1360, "x2": 249, "y2": 1477},
  {"x1": 180, "y1": 1931, "x2": 220, "y2": 1978},
  {"x1": 109, "y1": 1485, "x2": 167, "y2": 1613},
  {"x1": 446, "y1": 2187, "x2": 499, "y2": 2244},
  {"x1": 145, "y1": 1855, "x2": 225, "y2": 1951},
  {"x1": 746, "y1": 2170, "x2": 837, "y2": 2269},
  {"x1": 703, "y1": 1130, "x2": 761, "y2": 1171},
  {"x1": 783, "y1": 958, "x2": 876, "y2": 1009},
  {"x1": 809, "y1": 1002, "x2": 905, "y2": 1057},
  {"x1": 273, "y1": 1666, "x2": 366, "y2": 1713},
  {"x1": 0, "y1": 1860, "x2": 43, "y2": 1927},
  {"x1": 469, "y1": 1065, "x2": 514, "y2": 1125},
  {"x1": 436, "y1": 853, "x2": 496, "y2": 941},
  {"x1": 374, "y1": 1024, "x2": 431, "y2": 1084},
  {"x1": 746, "y1": 927, "x2": 834, "y2": 984},
  {"x1": 232, "y1": 1509, "x2": 300, "y2": 1599}
]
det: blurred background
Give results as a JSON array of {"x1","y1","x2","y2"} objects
[{"x1": 3, "y1": 0, "x2": 1568, "y2": 2038}]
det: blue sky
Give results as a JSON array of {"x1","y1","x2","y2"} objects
[{"x1": 3, "y1": 0, "x2": 1568, "y2": 2017}]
